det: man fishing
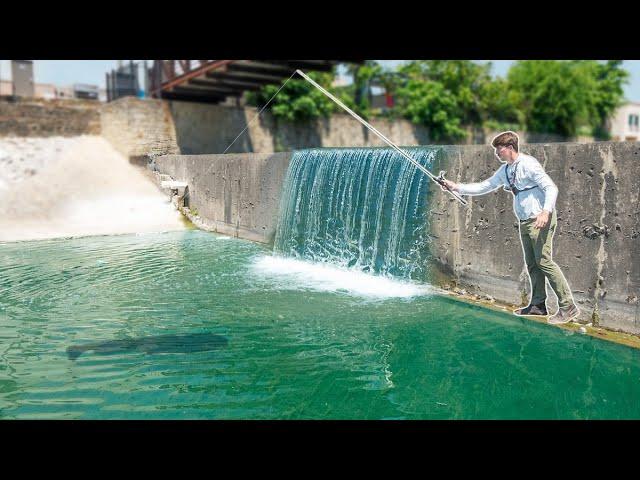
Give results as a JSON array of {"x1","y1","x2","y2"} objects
[
  {"x1": 440, "y1": 131, "x2": 580, "y2": 324},
  {"x1": 294, "y1": 72, "x2": 577, "y2": 323}
]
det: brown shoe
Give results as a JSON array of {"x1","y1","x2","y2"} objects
[
  {"x1": 514, "y1": 303, "x2": 548, "y2": 316},
  {"x1": 548, "y1": 304, "x2": 580, "y2": 325}
]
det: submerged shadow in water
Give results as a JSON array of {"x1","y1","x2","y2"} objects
[{"x1": 67, "y1": 333, "x2": 228, "y2": 360}]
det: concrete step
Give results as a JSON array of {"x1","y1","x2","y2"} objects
[{"x1": 161, "y1": 180, "x2": 188, "y2": 189}]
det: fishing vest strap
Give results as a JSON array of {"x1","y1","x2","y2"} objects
[{"x1": 505, "y1": 164, "x2": 538, "y2": 196}]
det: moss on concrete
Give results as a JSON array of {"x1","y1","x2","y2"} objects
[{"x1": 435, "y1": 283, "x2": 640, "y2": 350}]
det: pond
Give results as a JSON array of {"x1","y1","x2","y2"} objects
[{"x1": 1, "y1": 230, "x2": 639, "y2": 419}]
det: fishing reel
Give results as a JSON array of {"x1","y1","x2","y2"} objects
[
  {"x1": 436, "y1": 171, "x2": 449, "y2": 190},
  {"x1": 435, "y1": 170, "x2": 468, "y2": 206}
]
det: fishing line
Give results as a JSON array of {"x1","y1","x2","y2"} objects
[
  {"x1": 180, "y1": 70, "x2": 298, "y2": 205},
  {"x1": 294, "y1": 69, "x2": 468, "y2": 206},
  {"x1": 181, "y1": 67, "x2": 468, "y2": 207},
  {"x1": 221, "y1": 70, "x2": 298, "y2": 154}
]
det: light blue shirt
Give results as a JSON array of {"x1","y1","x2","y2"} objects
[{"x1": 457, "y1": 153, "x2": 559, "y2": 221}]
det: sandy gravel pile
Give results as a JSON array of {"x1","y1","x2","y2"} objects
[{"x1": 0, "y1": 135, "x2": 186, "y2": 242}]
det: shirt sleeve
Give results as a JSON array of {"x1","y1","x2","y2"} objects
[
  {"x1": 457, "y1": 166, "x2": 505, "y2": 196},
  {"x1": 527, "y1": 159, "x2": 558, "y2": 211}
]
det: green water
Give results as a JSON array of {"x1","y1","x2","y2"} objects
[{"x1": 1, "y1": 230, "x2": 639, "y2": 419}]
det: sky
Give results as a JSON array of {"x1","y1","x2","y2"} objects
[{"x1": 1, "y1": 60, "x2": 639, "y2": 102}]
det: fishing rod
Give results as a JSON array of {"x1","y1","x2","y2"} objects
[{"x1": 295, "y1": 69, "x2": 468, "y2": 207}]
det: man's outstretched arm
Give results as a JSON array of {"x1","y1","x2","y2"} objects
[{"x1": 441, "y1": 167, "x2": 504, "y2": 195}]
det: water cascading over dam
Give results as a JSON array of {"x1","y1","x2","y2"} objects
[{"x1": 273, "y1": 147, "x2": 438, "y2": 281}]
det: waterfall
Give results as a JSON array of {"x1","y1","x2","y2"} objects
[{"x1": 273, "y1": 147, "x2": 438, "y2": 281}]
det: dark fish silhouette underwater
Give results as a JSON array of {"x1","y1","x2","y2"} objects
[{"x1": 67, "y1": 333, "x2": 228, "y2": 360}]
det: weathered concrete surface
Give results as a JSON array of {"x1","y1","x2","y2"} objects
[
  {"x1": 166, "y1": 101, "x2": 577, "y2": 155},
  {"x1": 156, "y1": 142, "x2": 640, "y2": 334},
  {"x1": 428, "y1": 142, "x2": 640, "y2": 333},
  {"x1": 155, "y1": 153, "x2": 290, "y2": 244},
  {"x1": 100, "y1": 97, "x2": 180, "y2": 159},
  {"x1": 168, "y1": 100, "x2": 432, "y2": 154},
  {"x1": 100, "y1": 97, "x2": 582, "y2": 158},
  {"x1": 0, "y1": 97, "x2": 101, "y2": 137}
]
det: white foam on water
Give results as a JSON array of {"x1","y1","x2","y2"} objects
[{"x1": 252, "y1": 255, "x2": 432, "y2": 299}]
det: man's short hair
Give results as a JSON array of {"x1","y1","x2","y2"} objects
[{"x1": 491, "y1": 131, "x2": 519, "y2": 152}]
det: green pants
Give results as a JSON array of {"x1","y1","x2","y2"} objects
[{"x1": 519, "y1": 210, "x2": 574, "y2": 309}]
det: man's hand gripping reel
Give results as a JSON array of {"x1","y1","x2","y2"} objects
[{"x1": 436, "y1": 170, "x2": 469, "y2": 207}]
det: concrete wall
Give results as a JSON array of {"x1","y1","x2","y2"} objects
[
  {"x1": 427, "y1": 142, "x2": 640, "y2": 333},
  {"x1": 167, "y1": 100, "x2": 431, "y2": 154},
  {"x1": 155, "y1": 142, "x2": 640, "y2": 334},
  {"x1": 101, "y1": 97, "x2": 433, "y2": 158},
  {"x1": 100, "y1": 97, "x2": 180, "y2": 159},
  {"x1": 167, "y1": 102, "x2": 580, "y2": 154},
  {"x1": 156, "y1": 152, "x2": 290, "y2": 244},
  {"x1": 100, "y1": 98, "x2": 584, "y2": 160},
  {"x1": 0, "y1": 97, "x2": 101, "y2": 137}
]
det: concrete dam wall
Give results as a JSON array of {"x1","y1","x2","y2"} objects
[
  {"x1": 0, "y1": 97, "x2": 101, "y2": 137},
  {"x1": 155, "y1": 142, "x2": 640, "y2": 334},
  {"x1": 428, "y1": 142, "x2": 640, "y2": 334},
  {"x1": 100, "y1": 97, "x2": 575, "y2": 160},
  {"x1": 157, "y1": 152, "x2": 290, "y2": 244}
]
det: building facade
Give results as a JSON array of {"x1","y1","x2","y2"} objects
[
  {"x1": 11, "y1": 60, "x2": 34, "y2": 97},
  {"x1": 609, "y1": 102, "x2": 640, "y2": 141},
  {"x1": 34, "y1": 83, "x2": 57, "y2": 99},
  {"x1": 0, "y1": 79, "x2": 11, "y2": 96},
  {"x1": 0, "y1": 79, "x2": 105, "y2": 102}
]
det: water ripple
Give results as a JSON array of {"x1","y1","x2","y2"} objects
[{"x1": 1, "y1": 230, "x2": 640, "y2": 419}]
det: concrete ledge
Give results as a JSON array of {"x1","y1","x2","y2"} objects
[
  {"x1": 428, "y1": 141, "x2": 640, "y2": 334},
  {"x1": 156, "y1": 142, "x2": 640, "y2": 335},
  {"x1": 156, "y1": 152, "x2": 291, "y2": 244},
  {"x1": 160, "y1": 180, "x2": 188, "y2": 189}
]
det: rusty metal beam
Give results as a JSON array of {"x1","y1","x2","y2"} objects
[
  {"x1": 190, "y1": 77, "x2": 264, "y2": 91},
  {"x1": 160, "y1": 92, "x2": 225, "y2": 104},
  {"x1": 228, "y1": 62, "x2": 295, "y2": 77},
  {"x1": 165, "y1": 89, "x2": 226, "y2": 99},
  {"x1": 149, "y1": 60, "x2": 239, "y2": 97},
  {"x1": 267, "y1": 60, "x2": 336, "y2": 72},
  {"x1": 231, "y1": 60, "x2": 296, "y2": 71},
  {"x1": 180, "y1": 82, "x2": 244, "y2": 96},
  {"x1": 206, "y1": 70, "x2": 289, "y2": 83},
  {"x1": 151, "y1": 60, "x2": 355, "y2": 102}
]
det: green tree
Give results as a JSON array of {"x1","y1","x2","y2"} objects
[
  {"x1": 507, "y1": 60, "x2": 628, "y2": 137},
  {"x1": 374, "y1": 68, "x2": 404, "y2": 119},
  {"x1": 396, "y1": 79, "x2": 467, "y2": 140},
  {"x1": 245, "y1": 70, "x2": 353, "y2": 122},
  {"x1": 590, "y1": 60, "x2": 629, "y2": 138},
  {"x1": 479, "y1": 75, "x2": 521, "y2": 131},
  {"x1": 401, "y1": 61, "x2": 494, "y2": 122},
  {"x1": 345, "y1": 60, "x2": 383, "y2": 118},
  {"x1": 393, "y1": 60, "x2": 497, "y2": 141}
]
